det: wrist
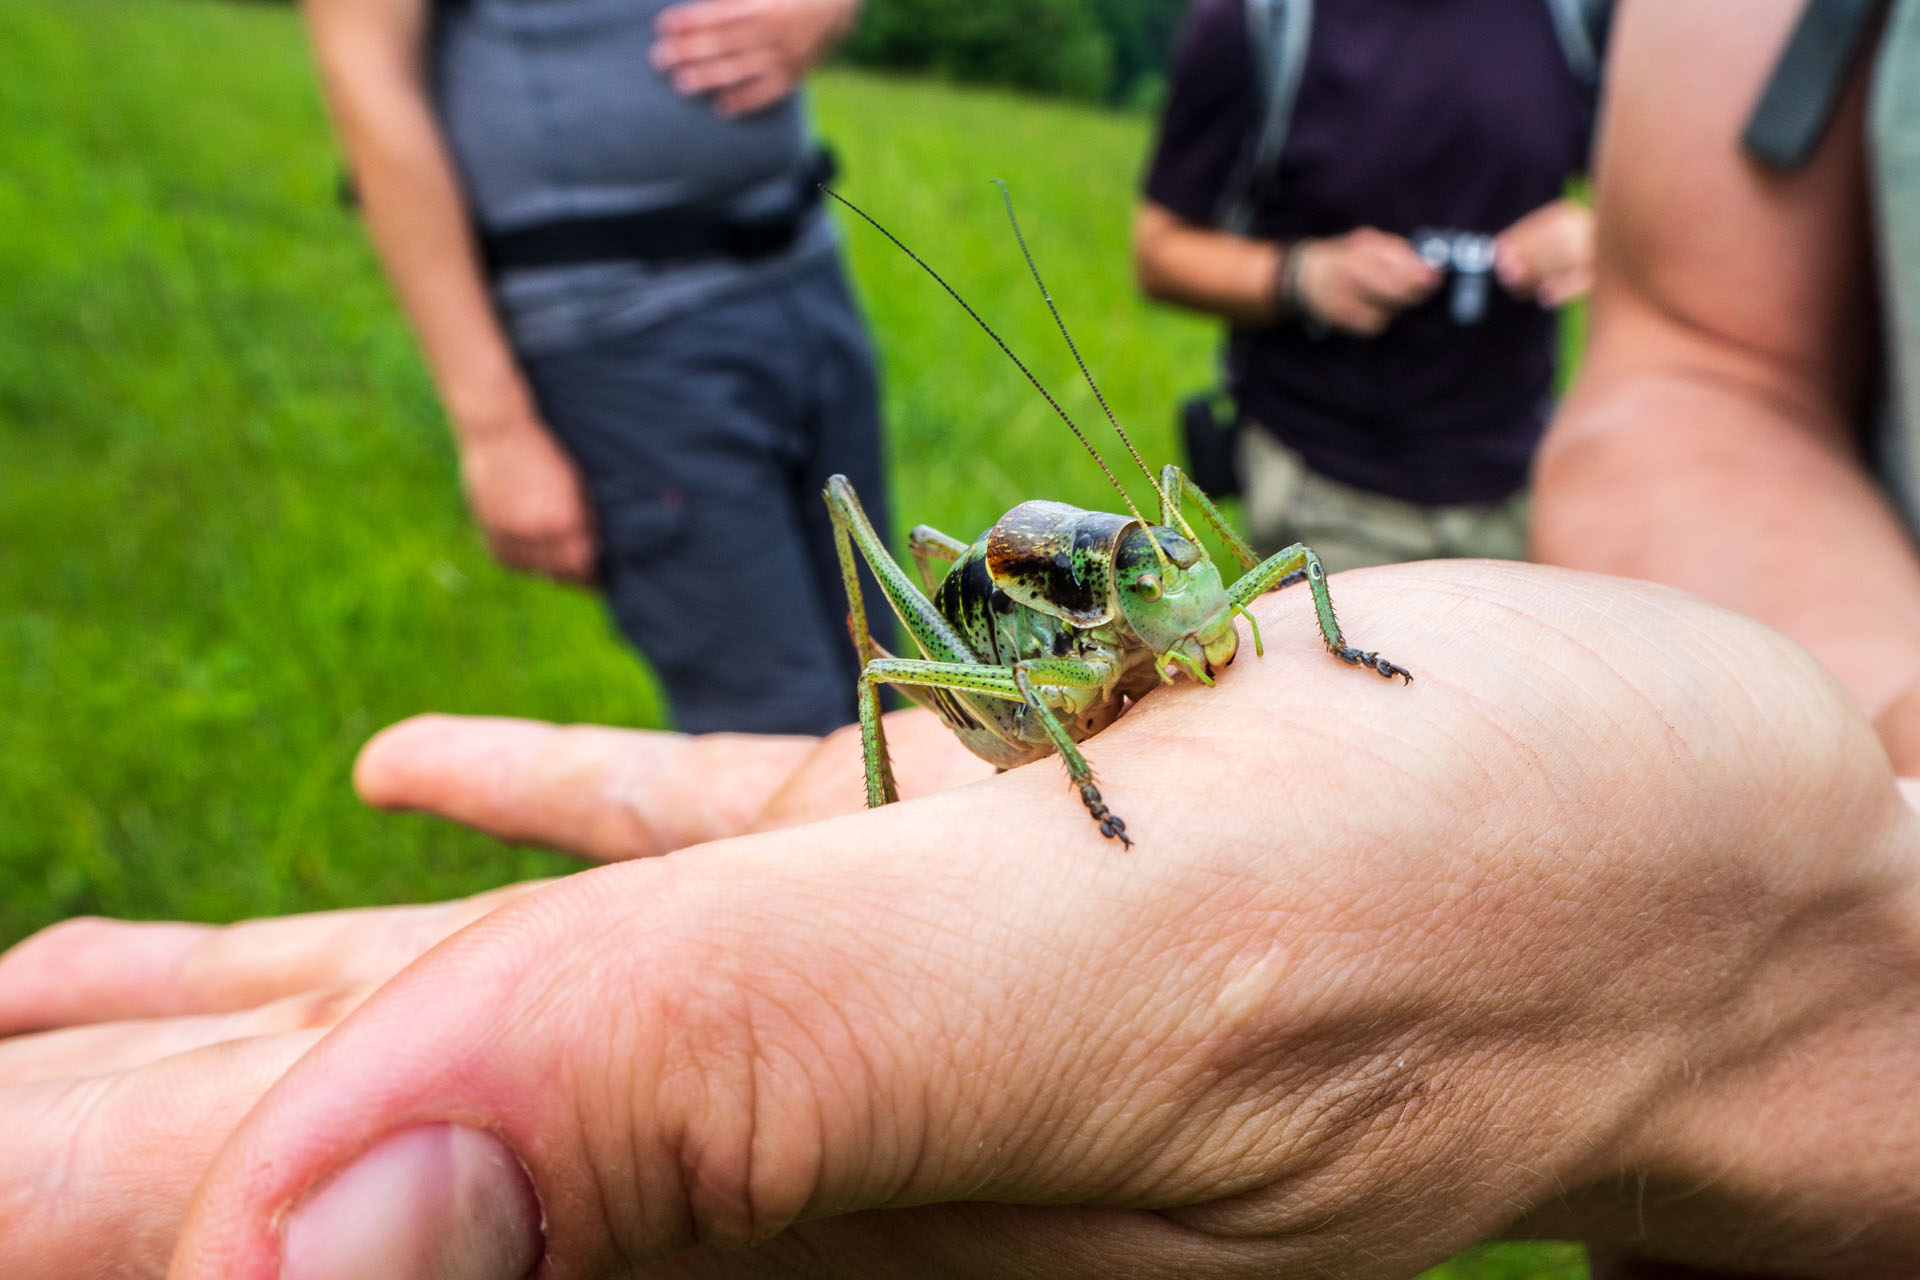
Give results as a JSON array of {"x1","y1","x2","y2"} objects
[
  {"x1": 1271, "y1": 239, "x2": 1315, "y2": 326},
  {"x1": 443, "y1": 370, "x2": 546, "y2": 446},
  {"x1": 1515, "y1": 814, "x2": 1920, "y2": 1273}
]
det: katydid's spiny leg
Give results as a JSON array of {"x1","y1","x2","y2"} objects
[
  {"x1": 1157, "y1": 462, "x2": 1274, "y2": 655},
  {"x1": 1160, "y1": 463, "x2": 1261, "y2": 572},
  {"x1": 1012, "y1": 664, "x2": 1132, "y2": 847},
  {"x1": 827, "y1": 497, "x2": 901, "y2": 807},
  {"x1": 1228, "y1": 544, "x2": 1411, "y2": 682},
  {"x1": 824, "y1": 478, "x2": 975, "y2": 665},
  {"x1": 825, "y1": 478, "x2": 980, "y2": 808},
  {"x1": 862, "y1": 655, "x2": 1132, "y2": 846},
  {"x1": 908, "y1": 524, "x2": 969, "y2": 595}
]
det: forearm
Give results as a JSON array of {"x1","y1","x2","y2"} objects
[
  {"x1": 302, "y1": 2, "x2": 539, "y2": 441},
  {"x1": 346, "y1": 114, "x2": 535, "y2": 437},
  {"x1": 1535, "y1": 346, "x2": 1920, "y2": 721},
  {"x1": 1132, "y1": 202, "x2": 1284, "y2": 326}
]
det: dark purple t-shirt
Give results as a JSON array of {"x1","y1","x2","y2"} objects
[{"x1": 1144, "y1": 0, "x2": 1594, "y2": 503}]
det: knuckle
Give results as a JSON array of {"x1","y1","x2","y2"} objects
[
  {"x1": 648, "y1": 960, "x2": 818, "y2": 1248},
  {"x1": 535, "y1": 877, "x2": 843, "y2": 1260},
  {"x1": 259, "y1": 985, "x2": 367, "y2": 1032},
  {"x1": 619, "y1": 909, "x2": 858, "y2": 1255}
]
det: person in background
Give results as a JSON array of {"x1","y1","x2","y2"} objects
[
  {"x1": 304, "y1": 0, "x2": 889, "y2": 735},
  {"x1": 1135, "y1": 0, "x2": 1599, "y2": 568}
]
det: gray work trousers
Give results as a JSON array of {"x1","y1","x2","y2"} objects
[{"x1": 522, "y1": 254, "x2": 889, "y2": 736}]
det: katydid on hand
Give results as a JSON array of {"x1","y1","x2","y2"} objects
[{"x1": 823, "y1": 186, "x2": 1410, "y2": 847}]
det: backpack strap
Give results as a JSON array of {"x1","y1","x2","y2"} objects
[
  {"x1": 1867, "y1": 0, "x2": 1920, "y2": 538},
  {"x1": 1542, "y1": 0, "x2": 1612, "y2": 88},
  {"x1": 1745, "y1": 0, "x2": 1887, "y2": 170},
  {"x1": 1219, "y1": 0, "x2": 1312, "y2": 233}
]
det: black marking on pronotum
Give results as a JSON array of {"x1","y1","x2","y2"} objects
[{"x1": 986, "y1": 502, "x2": 1133, "y2": 627}]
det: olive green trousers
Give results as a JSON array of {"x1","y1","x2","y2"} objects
[{"x1": 1236, "y1": 427, "x2": 1530, "y2": 572}]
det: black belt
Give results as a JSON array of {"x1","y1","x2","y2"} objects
[{"x1": 479, "y1": 149, "x2": 837, "y2": 273}]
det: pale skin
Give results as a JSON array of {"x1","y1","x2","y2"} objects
[
  {"x1": 1132, "y1": 198, "x2": 1592, "y2": 335},
  {"x1": 302, "y1": 0, "x2": 859, "y2": 584},
  {"x1": 1531, "y1": 0, "x2": 1920, "y2": 766},
  {"x1": 3, "y1": 564, "x2": 1920, "y2": 1279}
]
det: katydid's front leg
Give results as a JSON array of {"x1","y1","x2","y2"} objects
[
  {"x1": 824, "y1": 475, "x2": 983, "y2": 809},
  {"x1": 1160, "y1": 463, "x2": 1261, "y2": 571},
  {"x1": 1228, "y1": 546, "x2": 1412, "y2": 682},
  {"x1": 859, "y1": 654, "x2": 1132, "y2": 846},
  {"x1": 1153, "y1": 462, "x2": 1408, "y2": 681}
]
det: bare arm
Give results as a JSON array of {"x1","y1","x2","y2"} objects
[
  {"x1": 1532, "y1": 0, "x2": 1920, "y2": 730},
  {"x1": 300, "y1": 0, "x2": 596, "y2": 582},
  {"x1": 1132, "y1": 200, "x2": 1286, "y2": 326},
  {"x1": 1134, "y1": 201, "x2": 1440, "y2": 337}
]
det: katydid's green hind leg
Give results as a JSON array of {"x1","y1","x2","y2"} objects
[{"x1": 856, "y1": 669, "x2": 900, "y2": 807}]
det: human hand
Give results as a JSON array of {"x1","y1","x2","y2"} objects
[
  {"x1": 1291, "y1": 227, "x2": 1442, "y2": 335},
  {"x1": 651, "y1": 0, "x2": 858, "y2": 117},
  {"x1": 1494, "y1": 197, "x2": 1595, "y2": 307},
  {"x1": 0, "y1": 709, "x2": 983, "y2": 1280},
  {"x1": 1874, "y1": 678, "x2": 1920, "y2": 778},
  {"x1": 456, "y1": 414, "x2": 599, "y2": 585},
  {"x1": 9, "y1": 563, "x2": 1920, "y2": 1279}
]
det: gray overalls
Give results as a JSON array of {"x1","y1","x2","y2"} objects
[{"x1": 431, "y1": 0, "x2": 889, "y2": 734}]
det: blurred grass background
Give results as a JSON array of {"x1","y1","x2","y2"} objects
[{"x1": 0, "y1": 3, "x2": 1583, "y2": 1274}]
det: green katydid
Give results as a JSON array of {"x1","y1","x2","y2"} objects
[{"x1": 822, "y1": 186, "x2": 1410, "y2": 847}]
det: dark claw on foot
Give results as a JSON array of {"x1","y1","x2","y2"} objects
[
  {"x1": 1337, "y1": 647, "x2": 1414, "y2": 684},
  {"x1": 1079, "y1": 780, "x2": 1134, "y2": 848}
]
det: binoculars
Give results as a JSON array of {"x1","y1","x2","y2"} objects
[{"x1": 1413, "y1": 228, "x2": 1498, "y2": 325}]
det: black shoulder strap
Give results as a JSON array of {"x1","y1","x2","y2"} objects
[
  {"x1": 1745, "y1": 0, "x2": 1887, "y2": 170},
  {"x1": 1543, "y1": 0, "x2": 1613, "y2": 88},
  {"x1": 1219, "y1": 0, "x2": 1311, "y2": 232}
]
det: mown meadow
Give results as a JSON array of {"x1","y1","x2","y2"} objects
[{"x1": 0, "y1": 3, "x2": 1582, "y2": 1275}]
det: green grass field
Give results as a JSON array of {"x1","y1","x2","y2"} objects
[{"x1": 0, "y1": 3, "x2": 1583, "y2": 1275}]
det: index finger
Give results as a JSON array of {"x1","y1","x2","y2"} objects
[
  {"x1": 0, "y1": 890, "x2": 530, "y2": 1034},
  {"x1": 353, "y1": 714, "x2": 822, "y2": 861}
]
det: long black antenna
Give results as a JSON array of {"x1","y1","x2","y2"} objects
[
  {"x1": 820, "y1": 186, "x2": 1152, "y2": 530},
  {"x1": 991, "y1": 180, "x2": 1195, "y2": 543}
]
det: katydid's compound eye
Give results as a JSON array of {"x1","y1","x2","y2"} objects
[{"x1": 1135, "y1": 574, "x2": 1162, "y2": 601}]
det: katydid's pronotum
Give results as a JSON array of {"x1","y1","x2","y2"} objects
[{"x1": 822, "y1": 185, "x2": 1410, "y2": 847}]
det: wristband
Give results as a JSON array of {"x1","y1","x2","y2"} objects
[{"x1": 1275, "y1": 239, "x2": 1315, "y2": 327}]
